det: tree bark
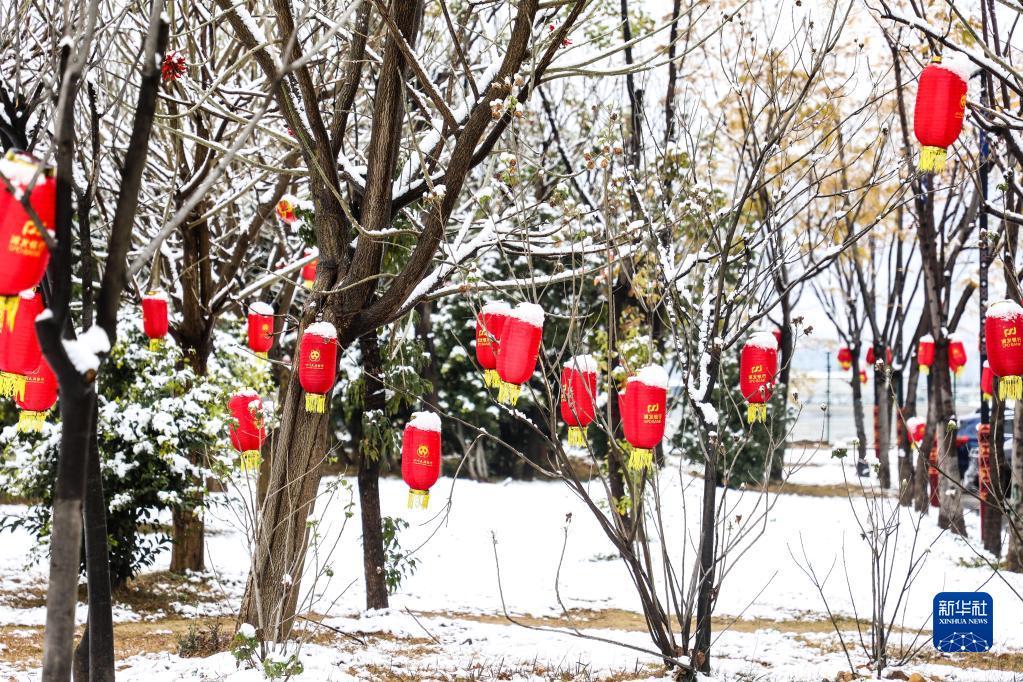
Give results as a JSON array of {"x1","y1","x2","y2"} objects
[
  {"x1": 849, "y1": 349, "x2": 869, "y2": 475},
  {"x1": 1006, "y1": 406, "x2": 1023, "y2": 571},
  {"x1": 358, "y1": 332, "x2": 389, "y2": 610}
]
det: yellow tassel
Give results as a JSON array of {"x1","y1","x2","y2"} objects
[
  {"x1": 497, "y1": 382, "x2": 521, "y2": 405},
  {"x1": 8, "y1": 374, "x2": 25, "y2": 403},
  {"x1": 999, "y1": 375, "x2": 1022, "y2": 402},
  {"x1": 627, "y1": 448, "x2": 653, "y2": 473},
  {"x1": 0, "y1": 372, "x2": 11, "y2": 398},
  {"x1": 17, "y1": 410, "x2": 47, "y2": 432},
  {"x1": 567, "y1": 426, "x2": 587, "y2": 448},
  {"x1": 305, "y1": 393, "x2": 326, "y2": 413},
  {"x1": 918, "y1": 146, "x2": 947, "y2": 173},
  {"x1": 239, "y1": 450, "x2": 261, "y2": 473},
  {"x1": 0, "y1": 295, "x2": 19, "y2": 331},
  {"x1": 255, "y1": 351, "x2": 268, "y2": 359},
  {"x1": 919, "y1": 365, "x2": 929, "y2": 375},
  {"x1": 303, "y1": 279, "x2": 314, "y2": 289},
  {"x1": 148, "y1": 338, "x2": 163, "y2": 352},
  {"x1": 747, "y1": 403, "x2": 767, "y2": 423},
  {"x1": 407, "y1": 489, "x2": 430, "y2": 509},
  {"x1": 483, "y1": 369, "x2": 499, "y2": 388},
  {"x1": 983, "y1": 392, "x2": 992, "y2": 401}
]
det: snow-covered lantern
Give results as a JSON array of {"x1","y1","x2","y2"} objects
[
  {"x1": 837, "y1": 346, "x2": 852, "y2": 371},
  {"x1": 495, "y1": 302, "x2": 544, "y2": 405},
  {"x1": 866, "y1": 346, "x2": 892, "y2": 368},
  {"x1": 914, "y1": 56, "x2": 969, "y2": 173},
  {"x1": 298, "y1": 321, "x2": 337, "y2": 413},
  {"x1": 228, "y1": 389, "x2": 266, "y2": 473},
  {"x1": 985, "y1": 299, "x2": 1023, "y2": 401},
  {"x1": 1, "y1": 289, "x2": 43, "y2": 399},
  {"x1": 906, "y1": 416, "x2": 926, "y2": 444},
  {"x1": 16, "y1": 358, "x2": 57, "y2": 432},
  {"x1": 619, "y1": 365, "x2": 668, "y2": 472},
  {"x1": 981, "y1": 361, "x2": 993, "y2": 401},
  {"x1": 301, "y1": 249, "x2": 318, "y2": 289},
  {"x1": 401, "y1": 411, "x2": 441, "y2": 509},
  {"x1": 917, "y1": 335, "x2": 935, "y2": 374},
  {"x1": 560, "y1": 354, "x2": 598, "y2": 448},
  {"x1": 0, "y1": 152, "x2": 55, "y2": 306},
  {"x1": 142, "y1": 291, "x2": 169, "y2": 351},
  {"x1": 740, "y1": 332, "x2": 778, "y2": 424},
  {"x1": 276, "y1": 195, "x2": 298, "y2": 224},
  {"x1": 475, "y1": 300, "x2": 510, "y2": 388},
  {"x1": 948, "y1": 335, "x2": 967, "y2": 376},
  {"x1": 247, "y1": 302, "x2": 274, "y2": 358}
]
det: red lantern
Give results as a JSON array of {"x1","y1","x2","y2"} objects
[
  {"x1": 0, "y1": 152, "x2": 55, "y2": 301},
  {"x1": 772, "y1": 328, "x2": 782, "y2": 348},
  {"x1": 142, "y1": 291, "x2": 169, "y2": 351},
  {"x1": 982, "y1": 361, "x2": 994, "y2": 401},
  {"x1": 560, "y1": 355, "x2": 598, "y2": 448},
  {"x1": 619, "y1": 365, "x2": 668, "y2": 472},
  {"x1": 300, "y1": 249, "x2": 318, "y2": 289},
  {"x1": 948, "y1": 335, "x2": 967, "y2": 376},
  {"x1": 740, "y1": 332, "x2": 778, "y2": 424},
  {"x1": 495, "y1": 302, "x2": 544, "y2": 405},
  {"x1": 402, "y1": 411, "x2": 441, "y2": 509},
  {"x1": 917, "y1": 335, "x2": 934, "y2": 374},
  {"x1": 907, "y1": 417, "x2": 926, "y2": 444},
  {"x1": 837, "y1": 346, "x2": 853, "y2": 370},
  {"x1": 914, "y1": 56, "x2": 969, "y2": 173},
  {"x1": 247, "y1": 302, "x2": 274, "y2": 358},
  {"x1": 276, "y1": 195, "x2": 298, "y2": 224},
  {"x1": 858, "y1": 369, "x2": 868, "y2": 385},
  {"x1": 16, "y1": 358, "x2": 57, "y2": 432},
  {"x1": 475, "y1": 300, "x2": 510, "y2": 388},
  {"x1": 1, "y1": 290, "x2": 43, "y2": 400},
  {"x1": 298, "y1": 322, "x2": 337, "y2": 413},
  {"x1": 866, "y1": 346, "x2": 892, "y2": 367},
  {"x1": 985, "y1": 299, "x2": 1023, "y2": 401},
  {"x1": 228, "y1": 389, "x2": 266, "y2": 473}
]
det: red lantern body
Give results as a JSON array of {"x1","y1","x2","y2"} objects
[
  {"x1": 948, "y1": 336, "x2": 967, "y2": 375},
  {"x1": 560, "y1": 355, "x2": 598, "y2": 447},
  {"x1": 495, "y1": 303, "x2": 544, "y2": 405},
  {"x1": 859, "y1": 369, "x2": 868, "y2": 385},
  {"x1": 402, "y1": 412, "x2": 442, "y2": 509},
  {"x1": 2, "y1": 290, "x2": 43, "y2": 399},
  {"x1": 16, "y1": 359, "x2": 57, "y2": 432},
  {"x1": 914, "y1": 58, "x2": 968, "y2": 173},
  {"x1": 276, "y1": 196, "x2": 298, "y2": 224},
  {"x1": 620, "y1": 365, "x2": 668, "y2": 471},
  {"x1": 985, "y1": 300, "x2": 1023, "y2": 401},
  {"x1": 476, "y1": 301, "x2": 510, "y2": 388},
  {"x1": 247, "y1": 303, "x2": 274, "y2": 357},
  {"x1": 918, "y1": 335, "x2": 935, "y2": 374},
  {"x1": 837, "y1": 347, "x2": 852, "y2": 370},
  {"x1": 740, "y1": 333, "x2": 778, "y2": 423},
  {"x1": 0, "y1": 152, "x2": 55, "y2": 298},
  {"x1": 301, "y1": 249, "x2": 317, "y2": 289},
  {"x1": 866, "y1": 346, "x2": 892, "y2": 367},
  {"x1": 229, "y1": 390, "x2": 266, "y2": 472},
  {"x1": 907, "y1": 417, "x2": 926, "y2": 444},
  {"x1": 982, "y1": 362, "x2": 994, "y2": 401},
  {"x1": 299, "y1": 322, "x2": 337, "y2": 413},
  {"x1": 142, "y1": 292, "x2": 169, "y2": 351}
]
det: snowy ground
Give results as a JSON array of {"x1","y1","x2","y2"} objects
[{"x1": 1, "y1": 446, "x2": 1021, "y2": 680}]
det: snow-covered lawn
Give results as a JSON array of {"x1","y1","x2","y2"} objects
[{"x1": 1, "y1": 446, "x2": 1021, "y2": 680}]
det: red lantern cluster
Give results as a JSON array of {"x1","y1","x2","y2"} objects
[
  {"x1": 866, "y1": 346, "x2": 892, "y2": 367},
  {"x1": 0, "y1": 290, "x2": 43, "y2": 400},
  {"x1": 298, "y1": 321, "x2": 337, "y2": 413},
  {"x1": 982, "y1": 361, "x2": 994, "y2": 401},
  {"x1": 402, "y1": 411, "x2": 441, "y2": 509},
  {"x1": 228, "y1": 389, "x2": 267, "y2": 473},
  {"x1": 0, "y1": 152, "x2": 55, "y2": 308},
  {"x1": 560, "y1": 355, "x2": 598, "y2": 448},
  {"x1": 142, "y1": 291, "x2": 169, "y2": 351},
  {"x1": 837, "y1": 346, "x2": 852, "y2": 371},
  {"x1": 276, "y1": 195, "x2": 298, "y2": 224},
  {"x1": 914, "y1": 56, "x2": 969, "y2": 173},
  {"x1": 985, "y1": 299, "x2": 1023, "y2": 401},
  {"x1": 948, "y1": 335, "x2": 967, "y2": 375},
  {"x1": 917, "y1": 335, "x2": 934, "y2": 374},
  {"x1": 495, "y1": 302, "x2": 544, "y2": 405},
  {"x1": 247, "y1": 302, "x2": 274, "y2": 358},
  {"x1": 475, "y1": 300, "x2": 510, "y2": 388},
  {"x1": 740, "y1": 332, "x2": 778, "y2": 424},
  {"x1": 301, "y1": 249, "x2": 318, "y2": 289},
  {"x1": 16, "y1": 359, "x2": 57, "y2": 432},
  {"x1": 619, "y1": 365, "x2": 668, "y2": 472}
]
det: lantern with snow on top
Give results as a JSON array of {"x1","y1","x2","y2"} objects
[
  {"x1": 982, "y1": 362, "x2": 994, "y2": 401},
  {"x1": 917, "y1": 335, "x2": 934, "y2": 374},
  {"x1": 301, "y1": 249, "x2": 318, "y2": 289},
  {"x1": 985, "y1": 299, "x2": 1023, "y2": 401},
  {"x1": 16, "y1": 359, "x2": 56, "y2": 432},
  {"x1": 402, "y1": 411, "x2": 441, "y2": 509},
  {"x1": 276, "y1": 195, "x2": 299, "y2": 224},
  {"x1": 495, "y1": 302, "x2": 544, "y2": 405},
  {"x1": 1, "y1": 289, "x2": 43, "y2": 400},
  {"x1": 907, "y1": 417, "x2": 926, "y2": 445},
  {"x1": 837, "y1": 347, "x2": 852, "y2": 371},
  {"x1": 914, "y1": 56, "x2": 970, "y2": 173},
  {"x1": 228, "y1": 390, "x2": 266, "y2": 473},
  {"x1": 866, "y1": 346, "x2": 892, "y2": 368},
  {"x1": 475, "y1": 300, "x2": 510, "y2": 388},
  {"x1": 0, "y1": 152, "x2": 55, "y2": 314},
  {"x1": 560, "y1": 355, "x2": 598, "y2": 448},
  {"x1": 247, "y1": 302, "x2": 274, "y2": 358},
  {"x1": 142, "y1": 291, "x2": 169, "y2": 351},
  {"x1": 948, "y1": 335, "x2": 967, "y2": 376},
  {"x1": 298, "y1": 321, "x2": 337, "y2": 413},
  {"x1": 619, "y1": 365, "x2": 668, "y2": 472},
  {"x1": 740, "y1": 332, "x2": 778, "y2": 424}
]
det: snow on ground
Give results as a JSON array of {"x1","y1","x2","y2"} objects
[{"x1": 1, "y1": 448, "x2": 1021, "y2": 680}]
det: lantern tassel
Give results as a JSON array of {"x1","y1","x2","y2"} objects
[
  {"x1": 627, "y1": 448, "x2": 653, "y2": 473},
  {"x1": 567, "y1": 426, "x2": 587, "y2": 448},
  {"x1": 148, "y1": 338, "x2": 163, "y2": 352},
  {"x1": 7, "y1": 374, "x2": 25, "y2": 403},
  {"x1": 0, "y1": 295, "x2": 19, "y2": 331},
  {"x1": 305, "y1": 393, "x2": 327, "y2": 413},
  {"x1": 17, "y1": 410, "x2": 48, "y2": 433},
  {"x1": 919, "y1": 365, "x2": 929, "y2": 375},
  {"x1": 303, "y1": 279, "x2": 314, "y2": 289},
  {"x1": 0, "y1": 372, "x2": 11, "y2": 398},
  {"x1": 497, "y1": 382, "x2": 521, "y2": 405},
  {"x1": 999, "y1": 375, "x2": 1023, "y2": 402},
  {"x1": 483, "y1": 369, "x2": 500, "y2": 388},
  {"x1": 255, "y1": 351, "x2": 268, "y2": 359},
  {"x1": 983, "y1": 392, "x2": 992, "y2": 401},
  {"x1": 407, "y1": 489, "x2": 430, "y2": 510},
  {"x1": 918, "y1": 146, "x2": 947, "y2": 173},
  {"x1": 239, "y1": 450, "x2": 261, "y2": 473},
  {"x1": 747, "y1": 402, "x2": 768, "y2": 424}
]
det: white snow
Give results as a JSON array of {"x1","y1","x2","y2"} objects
[
  {"x1": 304, "y1": 321, "x2": 337, "y2": 340},
  {"x1": 80, "y1": 325, "x2": 111, "y2": 355},
  {"x1": 236, "y1": 623, "x2": 256, "y2": 639},
  {"x1": 480, "y1": 300, "x2": 512, "y2": 316},
  {"x1": 18, "y1": 290, "x2": 36, "y2": 300},
  {"x1": 630, "y1": 364, "x2": 668, "y2": 389},
  {"x1": 933, "y1": 52, "x2": 976, "y2": 85},
  {"x1": 0, "y1": 154, "x2": 44, "y2": 191},
  {"x1": 506, "y1": 302, "x2": 544, "y2": 328},
  {"x1": 233, "y1": 388, "x2": 260, "y2": 399},
  {"x1": 407, "y1": 410, "x2": 441, "y2": 433},
  {"x1": 142, "y1": 290, "x2": 168, "y2": 302},
  {"x1": 247, "y1": 301, "x2": 273, "y2": 316},
  {"x1": 987, "y1": 299, "x2": 1023, "y2": 321},
  {"x1": 563, "y1": 354, "x2": 598, "y2": 374},
  {"x1": 746, "y1": 330, "x2": 779, "y2": 350}
]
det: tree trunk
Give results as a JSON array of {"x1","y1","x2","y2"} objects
[
  {"x1": 692, "y1": 442, "x2": 717, "y2": 675},
  {"x1": 875, "y1": 359, "x2": 892, "y2": 488},
  {"x1": 850, "y1": 351, "x2": 869, "y2": 475},
  {"x1": 932, "y1": 341, "x2": 966, "y2": 534},
  {"x1": 358, "y1": 332, "x2": 389, "y2": 610},
  {"x1": 81, "y1": 405, "x2": 114, "y2": 682},
  {"x1": 983, "y1": 395, "x2": 1007, "y2": 555},
  {"x1": 770, "y1": 298, "x2": 793, "y2": 481}
]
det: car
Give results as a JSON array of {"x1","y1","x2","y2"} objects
[{"x1": 957, "y1": 409, "x2": 1014, "y2": 492}]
